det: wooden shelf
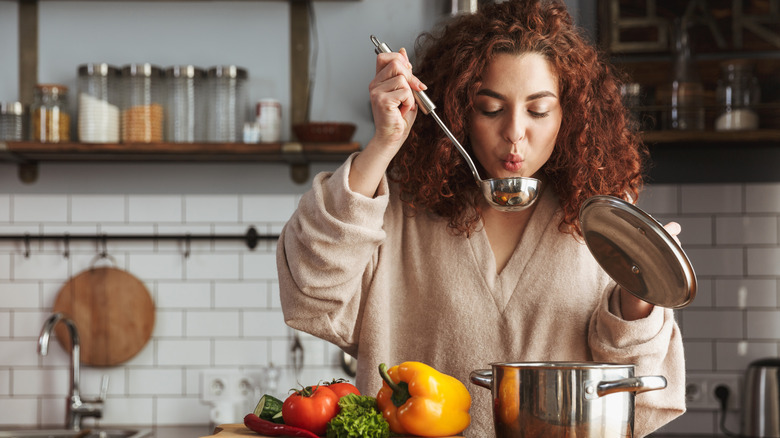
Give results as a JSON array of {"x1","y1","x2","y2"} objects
[
  {"x1": 0, "y1": 141, "x2": 360, "y2": 183},
  {"x1": 0, "y1": 141, "x2": 359, "y2": 161}
]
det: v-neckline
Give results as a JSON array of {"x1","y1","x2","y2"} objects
[{"x1": 468, "y1": 188, "x2": 559, "y2": 312}]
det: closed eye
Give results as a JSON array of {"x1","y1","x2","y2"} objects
[{"x1": 481, "y1": 109, "x2": 502, "y2": 117}]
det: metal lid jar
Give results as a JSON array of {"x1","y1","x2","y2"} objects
[
  {"x1": 164, "y1": 65, "x2": 206, "y2": 143},
  {"x1": 30, "y1": 84, "x2": 71, "y2": 142},
  {"x1": 206, "y1": 65, "x2": 248, "y2": 142},
  {"x1": 78, "y1": 63, "x2": 120, "y2": 143},
  {"x1": 715, "y1": 59, "x2": 761, "y2": 131},
  {"x1": 0, "y1": 102, "x2": 24, "y2": 141},
  {"x1": 120, "y1": 63, "x2": 164, "y2": 143}
]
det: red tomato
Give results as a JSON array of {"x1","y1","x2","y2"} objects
[
  {"x1": 282, "y1": 385, "x2": 339, "y2": 435},
  {"x1": 325, "y1": 379, "x2": 360, "y2": 398}
]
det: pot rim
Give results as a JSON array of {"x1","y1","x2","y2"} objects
[{"x1": 488, "y1": 361, "x2": 635, "y2": 370}]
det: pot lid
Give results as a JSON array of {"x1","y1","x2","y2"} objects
[{"x1": 579, "y1": 195, "x2": 697, "y2": 309}]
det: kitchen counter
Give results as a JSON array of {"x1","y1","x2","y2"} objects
[
  {"x1": 150, "y1": 425, "x2": 214, "y2": 438},
  {"x1": 143, "y1": 425, "x2": 721, "y2": 438}
]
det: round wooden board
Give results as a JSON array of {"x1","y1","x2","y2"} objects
[{"x1": 53, "y1": 266, "x2": 155, "y2": 366}]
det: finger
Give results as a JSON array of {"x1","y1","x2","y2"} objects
[
  {"x1": 399, "y1": 47, "x2": 411, "y2": 68},
  {"x1": 663, "y1": 221, "x2": 681, "y2": 236},
  {"x1": 373, "y1": 85, "x2": 417, "y2": 117},
  {"x1": 371, "y1": 74, "x2": 413, "y2": 101},
  {"x1": 375, "y1": 52, "x2": 411, "y2": 75},
  {"x1": 374, "y1": 53, "x2": 427, "y2": 93},
  {"x1": 397, "y1": 48, "x2": 428, "y2": 92},
  {"x1": 398, "y1": 89, "x2": 418, "y2": 116},
  {"x1": 663, "y1": 221, "x2": 682, "y2": 245}
]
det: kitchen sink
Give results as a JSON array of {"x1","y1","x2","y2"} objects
[{"x1": 0, "y1": 429, "x2": 152, "y2": 438}]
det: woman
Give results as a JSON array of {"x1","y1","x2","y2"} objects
[{"x1": 277, "y1": 0, "x2": 686, "y2": 436}]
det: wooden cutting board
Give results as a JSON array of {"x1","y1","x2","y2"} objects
[
  {"x1": 201, "y1": 423, "x2": 465, "y2": 438},
  {"x1": 52, "y1": 266, "x2": 155, "y2": 366}
]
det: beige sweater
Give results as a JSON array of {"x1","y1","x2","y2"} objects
[{"x1": 277, "y1": 154, "x2": 685, "y2": 437}]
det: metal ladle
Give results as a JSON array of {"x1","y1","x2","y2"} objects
[{"x1": 370, "y1": 35, "x2": 541, "y2": 212}]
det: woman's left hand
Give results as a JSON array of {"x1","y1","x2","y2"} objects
[{"x1": 619, "y1": 221, "x2": 682, "y2": 321}]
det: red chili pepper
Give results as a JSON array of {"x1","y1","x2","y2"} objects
[{"x1": 243, "y1": 413, "x2": 320, "y2": 438}]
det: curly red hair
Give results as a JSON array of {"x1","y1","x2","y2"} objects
[{"x1": 388, "y1": 0, "x2": 646, "y2": 236}]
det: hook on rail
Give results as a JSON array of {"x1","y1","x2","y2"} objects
[{"x1": 184, "y1": 234, "x2": 191, "y2": 259}]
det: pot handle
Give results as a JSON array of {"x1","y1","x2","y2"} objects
[
  {"x1": 585, "y1": 375, "x2": 667, "y2": 400},
  {"x1": 469, "y1": 369, "x2": 494, "y2": 390}
]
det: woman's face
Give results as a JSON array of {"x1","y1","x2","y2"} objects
[{"x1": 468, "y1": 52, "x2": 562, "y2": 180}]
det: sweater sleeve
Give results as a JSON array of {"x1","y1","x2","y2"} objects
[
  {"x1": 277, "y1": 153, "x2": 389, "y2": 353},
  {"x1": 588, "y1": 287, "x2": 686, "y2": 438}
]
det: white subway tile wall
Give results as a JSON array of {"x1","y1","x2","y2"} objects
[
  {"x1": 0, "y1": 192, "x2": 348, "y2": 429},
  {"x1": 638, "y1": 183, "x2": 780, "y2": 435},
  {"x1": 1, "y1": 183, "x2": 780, "y2": 434}
]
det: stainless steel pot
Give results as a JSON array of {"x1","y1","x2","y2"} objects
[{"x1": 470, "y1": 362, "x2": 667, "y2": 438}]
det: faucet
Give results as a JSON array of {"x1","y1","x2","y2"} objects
[{"x1": 38, "y1": 312, "x2": 109, "y2": 431}]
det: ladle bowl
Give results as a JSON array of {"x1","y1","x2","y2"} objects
[{"x1": 482, "y1": 177, "x2": 541, "y2": 211}]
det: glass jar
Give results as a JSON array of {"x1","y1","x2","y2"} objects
[
  {"x1": 78, "y1": 63, "x2": 120, "y2": 143},
  {"x1": 206, "y1": 65, "x2": 248, "y2": 142},
  {"x1": 256, "y1": 98, "x2": 281, "y2": 143},
  {"x1": 0, "y1": 102, "x2": 24, "y2": 141},
  {"x1": 120, "y1": 63, "x2": 164, "y2": 143},
  {"x1": 30, "y1": 84, "x2": 71, "y2": 142},
  {"x1": 164, "y1": 65, "x2": 206, "y2": 143},
  {"x1": 715, "y1": 60, "x2": 760, "y2": 131},
  {"x1": 665, "y1": 18, "x2": 704, "y2": 131}
]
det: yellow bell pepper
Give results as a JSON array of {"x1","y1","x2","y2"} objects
[{"x1": 376, "y1": 361, "x2": 471, "y2": 436}]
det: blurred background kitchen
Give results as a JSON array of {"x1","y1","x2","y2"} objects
[{"x1": 1, "y1": 0, "x2": 779, "y2": 436}]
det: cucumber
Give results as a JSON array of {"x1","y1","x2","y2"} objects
[
  {"x1": 253, "y1": 394, "x2": 284, "y2": 422},
  {"x1": 271, "y1": 410, "x2": 284, "y2": 424}
]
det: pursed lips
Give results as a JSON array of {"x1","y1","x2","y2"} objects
[{"x1": 501, "y1": 153, "x2": 524, "y2": 172}]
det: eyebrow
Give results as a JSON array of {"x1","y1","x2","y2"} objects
[{"x1": 476, "y1": 88, "x2": 558, "y2": 101}]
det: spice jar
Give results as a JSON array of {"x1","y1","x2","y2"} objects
[
  {"x1": 120, "y1": 63, "x2": 164, "y2": 143},
  {"x1": 78, "y1": 63, "x2": 120, "y2": 143},
  {"x1": 715, "y1": 60, "x2": 760, "y2": 131},
  {"x1": 30, "y1": 84, "x2": 71, "y2": 142},
  {"x1": 206, "y1": 65, "x2": 248, "y2": 142},
  {"x1": 0, "y1": 102, "x2": 24, "y2": 141},
  {"x1": 164, "y1": 65, "x2": 206, "y2": 143}
]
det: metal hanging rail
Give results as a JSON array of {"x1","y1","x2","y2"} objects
[{"x1": 0, "y1": 226, "x2": 278, "y2": 258}]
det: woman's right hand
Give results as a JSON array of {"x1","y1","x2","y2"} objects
[
  {"x1": 349, "y1": 47, "x2": 427, "y2": 197},
  {"x1": 368, "y1": 47, "x2": 426, "y2": 154}
]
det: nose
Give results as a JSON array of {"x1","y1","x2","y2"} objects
[{"x1": 503, "y1": 109, "x2": 526, "y2": 148}]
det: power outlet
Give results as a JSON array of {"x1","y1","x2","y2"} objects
[
  {"x1": 201, "y1": 371, "x2": 256, "y2": 402},
  {"x1": 686, "y1": 373, "x2": 741, "y2": 411}
]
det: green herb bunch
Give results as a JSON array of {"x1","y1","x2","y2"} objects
[{"x1": 326, "y1": 393, "x2": 390, "y2": 438}]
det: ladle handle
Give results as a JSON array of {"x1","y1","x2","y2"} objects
[{"x1": 370, "y1": 35, "x2": 435, "y2": 115}]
